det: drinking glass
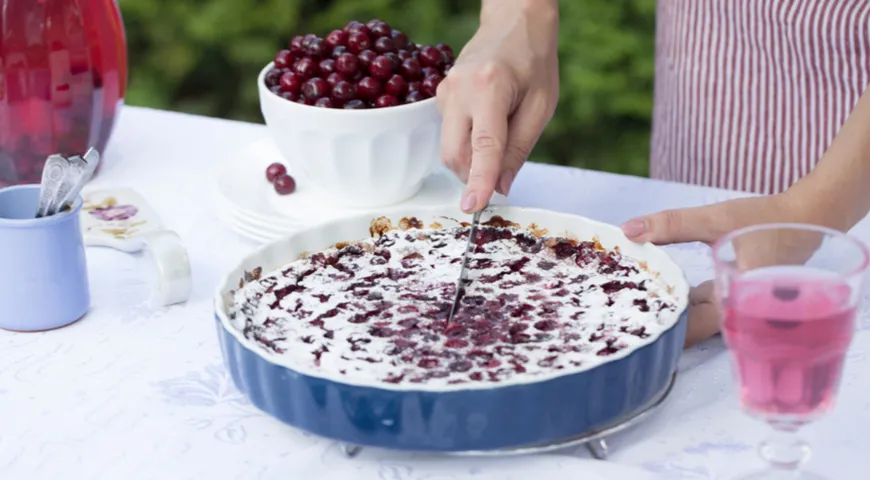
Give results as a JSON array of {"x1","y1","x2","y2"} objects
[{"x1": 712, "y1": 223, "x2": 869, "y2": 480}]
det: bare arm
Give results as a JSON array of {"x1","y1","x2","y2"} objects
[{"x1": 785, "y1": 85, "x2": 870, "y2": 232}]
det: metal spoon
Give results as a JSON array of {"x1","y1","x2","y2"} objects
[
  {"x1": 35, "y1": 155, "x2": 70, "y2": 218},
  {"x1": 50, "y1": 148, "x2": 100, "y2": 215}
]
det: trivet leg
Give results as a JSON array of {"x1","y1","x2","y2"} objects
[
  {"x1": 586, "y1": 438, "x2": 608, "y2": 460},
  {"x1": 341, "y1": 444, "x2": 362, "y2": 458}
]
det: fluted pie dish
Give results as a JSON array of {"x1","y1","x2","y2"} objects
[{"x1": 214, "y1": 205, "x2": 689, "y2": 452}]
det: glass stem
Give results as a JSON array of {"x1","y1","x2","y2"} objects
[{"x1": 759, "y1": 424, "x2": 811, "y2": 471}]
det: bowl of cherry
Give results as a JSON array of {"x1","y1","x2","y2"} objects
[{"x1": 259, "y1": 19, "x2": 454, "y2": 208}]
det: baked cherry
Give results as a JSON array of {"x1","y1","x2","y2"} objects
[
  {"x1": 357, "y1": 76, "x2": 382, "y2": 99},
  {"x1": 369, "y1": 55, "x2": 395, "y2": 79},
  {"x1": 273, "y1": 174, "x2": 296, "y2": 195},
  {"x1": 279, "y1": 71, "x2": 303, "y2": 93},
  {"x1": 384, "y1": 75, "x2": 408, "y2": 97},
  {"x1": 347, "y1": 31, "x2": 372, "y2": 53},
  {"x1": 335, "y1": 52, "x2": 360, "y2": 75},
  {"x1": 325, "y1": 29, "x2": 348, "y2": 48},
  {"x1": 301, "y1": 77, "x2": 330, "y2": 99},
  {"x1": 266, "y1": 162, "x2": 287, "y2": 182},
  {"x1": 374, "y1": 94, "x2": 399, "y2": 108}
]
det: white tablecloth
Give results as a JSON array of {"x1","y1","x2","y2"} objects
[{"x1": 2, "y1": 106, "x2": 868, "y2": 480}]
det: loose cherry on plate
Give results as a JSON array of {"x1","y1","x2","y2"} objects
[
  {"x1": 265, "y1": 163, "x2": 286, "y2": 182},
  {"x1": 273, "y1": 174, "x2": 297, "y2": 195}
]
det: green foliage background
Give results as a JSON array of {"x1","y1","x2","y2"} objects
[{"x1": 118, "y1": 0, "x2": 656, "y2": 177}]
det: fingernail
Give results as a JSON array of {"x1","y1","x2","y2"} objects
[
  {"x1": 621, "y1": 219, "x2": 647, "y2": 238},
  {"x1": 461, "y1": 192, "x2": 478, "y2": 212},
  {"x1": 498, "y1": 170, "x2": 515, "y2": 196}
]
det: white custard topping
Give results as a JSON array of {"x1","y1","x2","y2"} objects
[{"x1": 228, "y1": 226, "x2": 679, "y2": 388}]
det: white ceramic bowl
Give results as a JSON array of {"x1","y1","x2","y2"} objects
[{"x1": 258, "y1": 62, "x2": 442, "y2": 208}]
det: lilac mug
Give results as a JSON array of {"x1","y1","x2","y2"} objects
[{"x1": 0, "y1": 184, "x2": 90, "y2": 331}]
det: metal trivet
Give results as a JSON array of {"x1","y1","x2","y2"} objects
[{"x1": 339, "y1": 371, "x2": 677, "y2": 460}]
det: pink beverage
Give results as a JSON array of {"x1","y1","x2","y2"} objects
[{"x1": 722, "y1": 266, "x2": 856, "y2": 419}]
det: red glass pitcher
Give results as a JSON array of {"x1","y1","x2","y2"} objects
[{"x1": 0, "y1": 0, "x2": 127, "y2": 187}]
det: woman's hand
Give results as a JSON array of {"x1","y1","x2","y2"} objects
[
  {"x1": 437, "y1": 0, "x2": 560, "y2": 213},
  {"x1": 620, "y1": 192, "x2": 822, "y2": 347}
]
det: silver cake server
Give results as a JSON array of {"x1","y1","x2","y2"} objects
[
  {"x1": 447, "y1": 206, "x2": 486, "y2": 324},
  {"x1": 35, "y1": 154, "x2": 70, "y2": 218}
]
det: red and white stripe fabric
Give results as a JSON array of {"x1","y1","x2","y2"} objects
[{"x1": 651, "y1": 0, "x2": 870, "y2": 194}]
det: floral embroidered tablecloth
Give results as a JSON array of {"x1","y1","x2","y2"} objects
[{"x1": 1, "y1": 107, "x2": 868, "y2": 480}]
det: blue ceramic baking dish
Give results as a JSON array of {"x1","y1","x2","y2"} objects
[{"x1": 214, "y1": 206, "x2": 689, "y2": 452}]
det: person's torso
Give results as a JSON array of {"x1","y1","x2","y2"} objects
[{"x1": 651, "y1": 0, "x2": 870, "y2": 194}]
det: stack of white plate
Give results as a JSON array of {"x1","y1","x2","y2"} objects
[{"x1": 214, "y1": 137, "x2": 503, "y2": 243}]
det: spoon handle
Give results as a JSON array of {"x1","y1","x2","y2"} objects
[{"x1": 35, "y1": 155, "x2": 69, "y2": 218}]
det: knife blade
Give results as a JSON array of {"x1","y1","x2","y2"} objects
[{"x1": 447, "y1": 208, "x2": 485, "y2": 324}]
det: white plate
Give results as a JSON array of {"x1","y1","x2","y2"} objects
[
  {"x1": 215, "y1": 208, "x2": 282, "y2": 244},
  {"x1": 216, "y1": 137, "x2": 505, "y2": 227}
]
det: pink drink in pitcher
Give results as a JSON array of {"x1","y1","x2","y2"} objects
[{"x1": 723, "y1": 266, "x2": 856, "y2": 419}]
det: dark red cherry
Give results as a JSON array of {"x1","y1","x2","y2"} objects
[
  {"x1": 397, "y1": 49, "x2": 412, "y2": 61},
  {"x1": 266, "y1": 162, "x2": 286, "y2": 182},
  {"x1": 279, "y1": 71, "x2": 302, "y2": 93},
  {"x1": 384, "y1": 52, "x2": 401, "y2": 70},
  {"x1": 301, "y1": 77, "x2": 330, "y2": 99},
  {"x1": 331, "y1": 81, "x2": 357, "y2": 103},
  {"x1": 264, "y1": 68, "x2": 282, "y2": 87},
  {"x1": 357, "y1": 76, "x2": 382, "y2": 99},
  {"x1": 419, "y1": 45, "x2": 444, "y2": 68},
  {"x1": 301, "y1": 33, "x2": 317, "y2": 48},
  {"x1": 407, "y1": 80, "x2": 422, "y2": 92},
  {"x1": 374, "y1": 94, "x2": 399, "y2": 108},
  {"x1": 347, "y1": 31, "x2": 372, "y2": 53},
  {"x1": 357, "y1": 49, "x2": 377, "y2": 68},
  {"x1": 374, "y1": 36, "x2": 396, "y2": 54},
  {"x1": 331, "y1": 45, "x2": 347, "y2": 58},
  {"x1": 370, "y1": 21, "x2": 392, "y2": 38},
  {"x1": 274, "y1": 49, "x2": 294, "y2": 69},
  {"x1": 405, "y1": 90, "x2": 426, "y2": 103},
  {"x1": 335, "y1": 53, "x2": 360, "y2": 75},
  {"x1": 391, "y1": 30, "x2": 410, "y2": 50},
  {"x1": 274, "y1": 174, "x2": 297, "y2": 195},
  {"x1": 436, "y1": 43, "x2": 455, "y2": 62},
  {"x1": 307, "y1": 38, "x2": 329, "y2": 57},
  {"x1": 269, "y1": 85, "x2": 281, "y2": 95},
  {"x1": 343, "y1": 99, "x2": 368, "y2": 109},
  {"x1": 343, "y1": 20, "x2": 363, "y2": 32},
  {"x1": 399, "y1": 58, "x2": 423, "y2": 80},
  {"x1": 314, "y1": 97, "x2": 335, "y2": 108},
  {"x1": 384, "y1": 74, "x2": 408, "y2": 97},
  {"x1": 421, "y1": 73, "x2": 443, "y2": 97},
  {"x1": 289, "y1": 35, "x2": 305, "y2": 53},
  {"x1": 422, "y1": 66, "x2": 440, "y2": 78},
  {"x1": 280, "y1": 91, "x2": 297, "y2": 102},
  {"x1": 369, "y1": 55, "x2": 395, "y2": 79},
  {"x1": 293, "y1": 57, "x2": 318, "y2": 79},
  {"x1": 325, "y1": 29, "x2": 348, "y2": 47},
  {"x1": 325, "y1": 72, "x2": 345, "y2": 87},
  {"x1": 318, "y1": 59, "x2": 336, "y2": 75}
]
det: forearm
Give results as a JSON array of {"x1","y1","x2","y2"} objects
[
  {"x1": 785, "y1": 84, "x2": 870, "y2": 232},
  {"x1": 481, "y1": 0, "x2": 559, "y2": 26}
]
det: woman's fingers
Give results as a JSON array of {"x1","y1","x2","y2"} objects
[
  {"x1": 499, "y1": 93, "x2": 552, "y2": 195},
  {"x1": 462, "y1": 90, "x2": 511, "y2": 213}
]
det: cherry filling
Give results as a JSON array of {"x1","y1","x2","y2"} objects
[{"x1": 232, "y1": 224, "x2": 678, "y2": 385}]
